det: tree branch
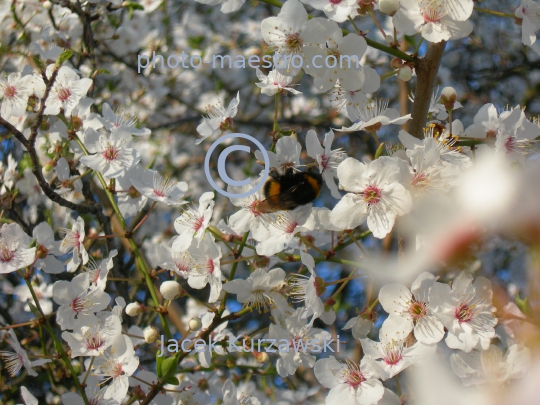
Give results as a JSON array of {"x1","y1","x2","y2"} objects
[{"x1": 408, "y1": 41, "x2": 446, "y2": 139}]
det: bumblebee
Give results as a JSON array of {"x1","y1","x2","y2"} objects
[{"x1": 255, "y1": 167, "x2": 323, "y2": 214}]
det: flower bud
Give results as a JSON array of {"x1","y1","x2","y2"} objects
[
  {"x1": 43, "y1": 0, "x2": 52, "y2": 9},
  {"x1": 189, "y1": 317, "x2": 202, "y2": 331},
  {"x1": 314, "y1": 276, "x2": 327, "y2": 296},
  {"x1": 385, "y1": 34, "x2": 394, "y2": 45},
  {"x1": 126, "y1": 302, "x2": 144, "y2": 316},
  {"x1": 379, "y1": 0, "x2": 400, "y2": 15},
  {"x1": 144, "y1": 326, "x2": 159, "y2": 343},
  {"x1": 160, "y1": 280, "x2": 183, "y2": 300},
  {"x1": 197, "y1": 378, "x2": 209, "y2": 391},
  {"x1": 36, "y1": 244, "x2": 49, "y2": 259},
  {"x1": 398, "y1": 65, "x2": 413, "y2": 82},
  {"x1": 324, "y1": 298, "x2": 336, "y2": 312},
  {"x1": 440, "y1": 86, "x2": 457, "y2": 110},
  {"x1": 72, "y1": 116, "x2": 83, "y2": 131},
  {"x1": 71, "y1": 359, "x2": 81, "y2": 375},
  {"x1": 390, "y1": 57, "x2": 403, "y2": 69},
  {"x1": 255, "y1": 351, "x2": 269, "y2": 363}
]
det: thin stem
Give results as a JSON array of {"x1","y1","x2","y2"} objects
[
  {"x1": 329, "y1": 272, "x2": 356, "y2": 301},
  {"x1": 249, "y1": 327, "x2": 269, "y2": 339},
  {"x1": 325, "y1": 275, "x2": 361, "y2": 285},
  {"x1": 130, "y1": 374, "x2": 153, "y2": 386},
  {"x1": 297, "y1": 234, "x2": 325, "y2": 255},
  {"x1": 381, "y1": 70, "x2": 399, "y2": 80},
  {"x1": 370, "y1": 129, "x2": 381, "y2": 146},
  {"x1": 368, "y1": 9, "x2": 386, "y2": 38},
  {"x1": 394, "y1": 374, "x2": 402, "y2": 396},
  {"x1": 183, "y1": 290, "x2": 215, "y2": 309},
  {"x1": 349, "y1": 232, "x2": 367, "y2": 255},
  {"x1": 82, "y1": 356, "x2": 94, "y2": 385},
  {"x1": 131, "y1": 201, "x2": 157, "y2": 233},
  {"x1": 123, "y1": 332, "x2": 145, "y2": 339},
  {"x1": 367, "y1": 297, "x2": 379, "y2": 313},
  {"x1": 475, "y1": 6, "x2": 515, "y2": 19},
  {"x1": 348, "y1": 16, "x2": 360, "y2": 35},
  {"x1": 67, "y1": 168, "x2": 92, "y2": 184},
  {"x1": 0, "y1": 320, "x2": 37, "y2": 330},
  {"x1": 221, "y1": 255, "x2": 258, "y2": 265}
]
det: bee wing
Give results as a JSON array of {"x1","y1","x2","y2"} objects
[{"x1": 255, "y1": 183, "x2": 301, "y2": 213}]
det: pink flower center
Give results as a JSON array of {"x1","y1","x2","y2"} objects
[
  {"x1": 330, "y1": 0, "x2": 342, "y2": 4},
  {"x1": 455, "y1": 303, "x2": 474, "y2": 323},
  {"x1": 86, "y1": 335, "x2": 104, "y2": 350},
  {"x1": 153, "y1": 188, "x2": 166, "y2": 197},
  {"x1": 504, "y1": 136, "x2": 516, "y2": 154},
  {"x1": 421, "y1": 1, "x2": 446, "y2": 23},
  {"x1": 57, "y1": 87, "x2": 71, "y2": 102},
  {"x1": 363, "y1": 185, "x2": 382, "y2": 205},
  {"x1": 206, "y1": 258, "x2": 215, "y2": 274},
  {"x1": 343, "y1": 369, "x2": 365, "y2": 388},
  {"x1": 412, "y1": 172, "x2": 428, "y2": 190},
  {"x1": 176, "y1": 262, "x2": 190, "y2": 274},
  {"x1": 112, "y1": 362, "x2": 124, "y2": 378},
  {"x1": 70, "y1": 296, "x2": 86, "y2": 314},
  {"x1": 0, "y1": 243, "x2": 15, "y2": 263},
  {"x1": 92, "y1": 269, "x2": 101, "y2": 284},
  {"x1": 4, "y1": 85, "x2": 17, "y2": 99},
  {"x1": 408, "y1": 301, "x2": 427, "y2": 320},
  {"x1": 320, "y1": 154, "x2": 329, "y2": 170},
  {"x1": 250, "y1": 201, "x2": 263, "y2": 217},
  {"x1": 285, "y1": 220, "x2": 298, "y2": 234},
  {"x1": 383, "y1": 348, "x2": 403, "y2": 365},
  {"x1": 193, "y1": 216, "x2": 204, "y2": 232},
  {"x1": 103, "y1": 146, "x2": 119, "y2": 161}
]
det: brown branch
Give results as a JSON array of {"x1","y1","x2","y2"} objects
[
  {"x1": 408, "y1": 41, "x2": 446, "y2": 139},
  {"x1": 139, "y1": 309, "x2": 248, "y2": 405}
]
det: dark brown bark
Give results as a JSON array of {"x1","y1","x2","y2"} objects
[{"x1": 409, "y1": 41, "x2": 447, "y2": 139}]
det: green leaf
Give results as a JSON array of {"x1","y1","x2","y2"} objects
[
  {"x1": 156, "y1": 351, "x2": 164, "y2": 378},
  {"x1": 160, "y1": 356, "x2": 177, "y2": 379},
  {"x1": 32, "y1": 55, "x2": 44, "y2": 71},
  {"x1": 55, "y1": 50, "x2": 74, "y2": 66},
  {"x1": 515, "y1": 294, "x2": 532, "y2": 317},
  {"x1": 165, "y1": 376, "x2": 180, "y2": 385},
  {"x1": 124, "y1": 2, "x2": 144, "y2": 19},
  {"x1": 374, "y1": 142, "x2": 386, "y2": 159},
  {"x1": 124, "y1": 2, "x2": 145, "y2": 10}
]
